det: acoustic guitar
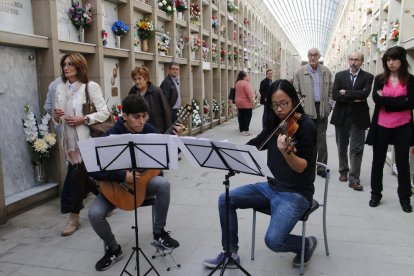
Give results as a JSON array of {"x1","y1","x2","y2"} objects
[{"x1": 99, "y1": 104, "x2": 193, "y2": 210}]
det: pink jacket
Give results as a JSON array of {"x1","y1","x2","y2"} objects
[{"x1": 234, "y1": 80, "x2": 253, "y2": 109}]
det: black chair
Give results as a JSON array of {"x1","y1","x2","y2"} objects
[{"x1": 250, "y1": 162, "x2": 330, "y2": 275}]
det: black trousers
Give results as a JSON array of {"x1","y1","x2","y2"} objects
[
  {"x1": 70, "y1": 163, "x2": 98, "y2": 213},
  {"x1": 237, "y1": 108, "x2": 252, "y2": 132},
  {"x1": 370, "y1": 123, "x2": 413, "y2": 201}
]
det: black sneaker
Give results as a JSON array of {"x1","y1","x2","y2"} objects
[
  {"x1": 292, "y1": 236, "x2": 318, "y2": 267},
  {"x1": 95, "y1": 245, "x2": 123, "y2": 271},
  {"x1": 153, "y1": 230, "x2": 180, "y2": 249}
]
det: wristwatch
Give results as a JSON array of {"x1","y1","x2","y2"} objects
[{"x1": 84, "y1": 116, "x2": 89, "y2": 124}]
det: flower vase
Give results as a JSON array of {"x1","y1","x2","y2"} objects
[
  {"x1": 159, "y1": 51, "x2": 166, "y2": 56},
  {"x1": 191, "y1": 51, "x2": 196, "y2": 60},
  {"x1": 34, "y1": 164, "x2": 45, "y2": 183},
  {"x1": 141, "y1": 39, "x2": 149, "y2": 52},
  {"x1": 177, "y1": 12, "x2": 184, "y2": 20},
  {"x1": 78, "y1": 27, "x2": 85, "y2": 43},
  {"x1": 116, "y1": 35, "x2": 121, "y2": 48}
]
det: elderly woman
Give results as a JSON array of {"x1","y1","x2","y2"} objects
[
  {"x1": 128, "y1": 66, "x2": 171, "y2": 133},
  {"x1": 53, "y1": 53, "x2": 110, "y2": 236}
]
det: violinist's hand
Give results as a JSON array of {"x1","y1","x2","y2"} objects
[
  {"x1": 125, "y1": 171, "x2": 141, "y2": 184},
  {"x1": 277, "y1": 134, "x2": 288, "y2": 153},
  {"x1": 171, "y1": 123, "x2": 185, "y2": 136}
]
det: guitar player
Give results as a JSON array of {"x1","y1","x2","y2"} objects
[{"x1": 88, "y1": 95, "x2": 185, "y2": 272}]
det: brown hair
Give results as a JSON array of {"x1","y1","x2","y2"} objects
[
  {"x1": 60, "y1": 53, "x2": 89, "y2": 83},
  {"x1": 380, "y1": 46, "x2": 410, "y2": 85},
  {"x1": 131, "y1": 66, "x2": 150, "y2": 81}
]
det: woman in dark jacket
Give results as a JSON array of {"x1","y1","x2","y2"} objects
[
  {"x1": 129, "y1": 66, "x2": 172, "y2": 133},
  {"x1": 365, "y1": 46, "x2": 414, "y2": 213}
]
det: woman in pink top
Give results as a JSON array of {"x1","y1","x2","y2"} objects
[
  {"x1": 234, "y1": 71, "x2": 254, "y2": 135},
  {"x1": 366, "y1": 46, "x2": 414, "y2": 213}
]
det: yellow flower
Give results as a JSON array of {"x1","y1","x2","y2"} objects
[
  {"x1": 44, "y1": 133, "x2": 57, "y2": 146},
  {"x1": 33, "y1": 138, "x2": 48, "y2": 153}
]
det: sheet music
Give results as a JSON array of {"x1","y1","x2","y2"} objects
[
  {"x1": 174, "y1": 136, "x2": 273, "y2": 178},
  {"x1": 79, "y1": 133, "x2": 178, "y2": 172}
]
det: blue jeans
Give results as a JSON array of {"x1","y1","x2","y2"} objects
[{"x1": 218, "y1": 182, "x2": 310, "y2": 254}]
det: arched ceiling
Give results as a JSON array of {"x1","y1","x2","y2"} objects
[{"x1": 264, "y1": 0, "x2": 345, "y2": 60}]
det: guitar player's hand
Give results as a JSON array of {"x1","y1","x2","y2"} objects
[
  {"x1": 125, "y1": 171, "x2": 141, "y2": 184},
  {"x1": 172, "y1": 123, "x2": 185, "y2": 136}
]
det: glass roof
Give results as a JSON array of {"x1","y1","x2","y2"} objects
[{"x1": 264, "y1": 0, "x2": 345, "y2": 60}]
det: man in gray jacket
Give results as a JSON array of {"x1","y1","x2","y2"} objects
[{"x1": 293, "y1": 48, "x2": 333, "y2": 177}]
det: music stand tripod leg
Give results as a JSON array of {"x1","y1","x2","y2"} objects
[
  {"x1": 121, "y1": 142, "x2": 160, "y2": 276},
  {"x1": 208, "y1": 172, "x2": 251, "y2": 276}
]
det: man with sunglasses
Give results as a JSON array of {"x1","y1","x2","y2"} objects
[{"x1": 330, "y1": 51, "x2": 374, "y2": 191}]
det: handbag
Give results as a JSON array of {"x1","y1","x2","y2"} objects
[
  {"x1": 82, "y1": 82, "x2": 115, "y2": 137},
  {"x1": 228, "y1": 87, "x2": 235, "y2": 101}
]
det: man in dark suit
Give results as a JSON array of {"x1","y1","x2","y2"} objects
[
  {"x1": 330, "y1": 51, "x2": 374, "y2": 191},
  {"x1": 160, "y1": 62, "x2": 181, "y2": 123},
  {"x1": 259, "y1": 69, "x2": 273, "y2": 127}
]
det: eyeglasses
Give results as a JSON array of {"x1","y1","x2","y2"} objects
[
  {"x1": 271, "y1": 101, "x2": 290, "y2": 110},
  {"x1": 348, "y1": 58, "x2": 361, "y2": 62},
  {"x1": 307, "y1": 54, "x2": 319, "y2": 58},
  {"x1": 62, "y1": 62, "x2": 75, "y2": 68}
]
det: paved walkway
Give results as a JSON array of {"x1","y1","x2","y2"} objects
[{"x1": 1, "y1": 106, "x2": 414, "y2": 276}]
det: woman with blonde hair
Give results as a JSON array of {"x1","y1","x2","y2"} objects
[{"x1": 53, "y1": 53, "x2": 110, "y2": 235}]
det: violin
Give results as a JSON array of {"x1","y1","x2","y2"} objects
[
  {"x1": 258, "y1": 97, "x2": 304, "y2": 153},
  {"x1": 278, "y1": 112, "x2": 301, "y2": 154}
]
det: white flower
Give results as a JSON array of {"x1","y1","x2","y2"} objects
[
  {"x1": 162, "y1": 0, "x2": 167, "y2": 4},
  {"x1": 44, "y1": 133, "x2": 56, "y2": 146},
  {"x1": 158, "y1": 2, "x2": 163, "y2": 7},
  {"x1": 167, "y1": 6, "x2": 172, "y2": 11},
  {"x1": 33, "y1": 138, "x2": 48, "y2": 153}
]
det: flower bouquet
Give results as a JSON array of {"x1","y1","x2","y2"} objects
[
  {"x1": 220, "y1": 49, "x2": 226, "y2": 63},
  {"x1": 212, "y1": 99, "x2": 219, "y2": 114},
  {"x1": 112, "y1": 20, "x2": 129, "y2": 36},
  {"x1": 203, "y1": 99, "x2": 210, "y2": 121},
  {"x1": 202, "y1": 40, "x2": 209, "y2": 62},
  {"x1": 212, "y1": 16, "x2": 219, "y2": 29},
  {"x1": 158, "y1": 0, "x2": 176, "y2": 16},
  {"x1": 102, "y1": 30, "x2": 108, "y2": 46},
  {"x1": 227, "y1": 0, "x2": 239, "y2": 13},
  {"x1": 191, "y1": 99, "x2": 202, "y2": 127},
  {"x1": 378, "y1": 20, "x2": 388, "y2": 52},
  {"x1": 157, "y1": 32, "x2": 171, "y2": 55},
  {"x1": 111, "y1": 104, "x2": 122, "y2": 121},
  {"x1": 188, "y1": 33, "x2": 202, "y2": 51},
  {"x1": 211, "y1": 43, "x2": 218, "y2": 63},
  {"x1": 389, "y1": 18, "x2": 399, "y2": 42},
  {"x1": 221, "y1": 96, "x2": 227, "y2": 114},
  {"x1": 175, "y1": 0, "x2": 188, "y2": 12},
  {"x1": 22, "y1": 104, "x2": 56, "y2": 165},
  {"x1": 136, "y1": 18, "x2": 155, "y2": 40},
  {"x1": 68, "y1": 0, "x2": 93, "y2": 30},
  {"x1": 190, "y1": 2, "x2": 201, "y2": 26}
]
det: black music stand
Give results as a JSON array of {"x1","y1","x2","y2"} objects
[
  {"x1": 175, "y1": 137, "x2": 272, "y2": 276},
  {"x1": 80, "y1": 134, "x2": 178, "y2": 276}
]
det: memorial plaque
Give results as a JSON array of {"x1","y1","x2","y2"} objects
[
  {"x1": 0, "y1": 0, "x2": 34, "y2": 34},
  {"x1": 102, "y1": 1, "x2": 119, "y2": 48},
  {"x1": 57, "y1": 0, "x2": 79, "y2": 41},
  {"x1": 104, "y1": 58, "x2": 121, "y2": 108}
]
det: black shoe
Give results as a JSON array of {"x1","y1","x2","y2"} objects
[
  {"x1": 95, "y1": 245, "x2": 123, "y2": 271},
  {"x1": 317, "y1": 170, "x2": 327, "y2": 178},
  {"x1": 292, "y1": 236, "x2": 318, "y2": 267},
  {"x1": 153, "y1": 230, "x2": 180, "y2": 249},
  {"x1": 369, "y1": 197, "x2": 381, "y2": 207},
  {"x1": 400, "y1": 200, "x2": 412, "y2": 213}
]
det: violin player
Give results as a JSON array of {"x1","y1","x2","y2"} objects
[{"x1": 203, "y1": 79, "x2": 318, "y2": 269}]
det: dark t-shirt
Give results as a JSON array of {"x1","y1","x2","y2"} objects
[{"x1": 248, "y1": 114, "x2": 317, "y2": 203}]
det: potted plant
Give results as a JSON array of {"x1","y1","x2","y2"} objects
[
  {"x1": 112, "y1": 20, "x2": 129, "y2": 48},
  {"x1": 68, "y1": 0, "x2": 93, "y2": 42},
  {"x1": 136, "y1": 18, "x2": 155, "y2": 51},
  {"x1": 158, "y1": 0, "x2": 176, "y2": 16},
  {"x1": 175, "y1": 0, "x2": 188, "y2": 20}
]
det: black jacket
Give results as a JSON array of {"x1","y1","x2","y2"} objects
[
  {"x1": 330, "y1": 69, "x2": 374, "y2": 129},
  {"x1": 366, "y1": 74, "x2": 414, "y2": 145},
  {"x1": 259, "y1": 78, "x2": 272, "y2": 105},
  {"x1": 129, "y1": 82, "x2": 172, "y2": 133},
  {"x1": 160, "y1": 75, "x2": 179, "y2": 109}
]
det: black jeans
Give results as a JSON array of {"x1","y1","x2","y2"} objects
[
  {"x1": 237, "y1": 108, "x2": 252, "y2": 132},
  {"x1": 370, "y1": 123, "x2": 413, "y2": 201},
  {"x1": 70, "y1": 163, "x2": 98, "y2": 213}
]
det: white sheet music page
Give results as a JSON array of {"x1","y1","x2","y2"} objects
[{"x1": 79, "y1": 134, "x2": 178, "y2": 172}]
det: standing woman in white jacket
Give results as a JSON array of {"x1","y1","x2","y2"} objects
[{"x1": 53, "y1": 53, "x2": 110, "y2": 236}]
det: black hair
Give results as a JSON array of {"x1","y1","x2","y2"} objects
[
  {"x1": 122, "y1": 95, "x2": 149, "y2": 115},
  {"x1": 381, "y1": 46, "x2": 410, "y2": 85},
  {"x1": 265, "y1": 79, "x2": 304, "y2": 124},
  {"x1": 235, "y1": 71, "x2": 247, "y2": 84},
  {"x1": 168, "y1": 62, "x2": 180, "y2": 68}
]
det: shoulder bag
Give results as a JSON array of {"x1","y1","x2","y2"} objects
[{"x1": 82, "y1": 82, "x2": 115, "y2": 137}]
